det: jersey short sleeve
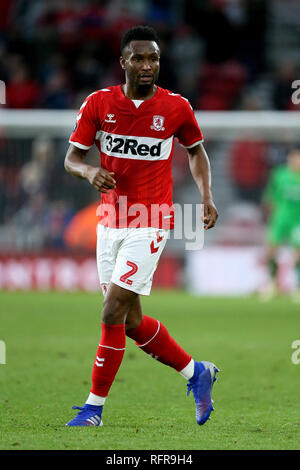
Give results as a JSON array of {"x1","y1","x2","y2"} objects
[
  {"x1": 175, "y1": 98, "x2": 204, "y2": 148},
  {"x1": 69, "y1": 92, "x2": 99, "y2": 150}
]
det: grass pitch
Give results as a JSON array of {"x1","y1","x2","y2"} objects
[{"x1": 0, "y1": 289, "x2": 300, "y2": 450}]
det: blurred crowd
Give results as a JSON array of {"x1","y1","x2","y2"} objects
[
  {"x1": 1, "y1": 0, "x2": 300, "y2": 253},
  {"x1": 0, "y1": 136, "x2": 79, "y2": 251},
  {"x1": 1, "y1": 0, "x2": 299, "y2": 111}
]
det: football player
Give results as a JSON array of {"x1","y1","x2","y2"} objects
[{"x1": 65, "y1": 25, "x2": 219, "y2": 427}]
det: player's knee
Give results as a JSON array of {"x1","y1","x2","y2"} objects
[
  {"x1": 101, "y1": 289, "x2": 137, "y2": 325},
  {"x1": 101, "y1": 297, "x2": 124, "y2": 324},
  {"x1": 125, "y1": 314, "x2": 142, "y2": 332}
]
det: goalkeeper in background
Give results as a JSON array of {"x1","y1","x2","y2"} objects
[{"x1": 262, "y1": 147, "x2": 300, "y2": 300}]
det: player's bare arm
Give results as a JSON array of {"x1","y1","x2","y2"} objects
[
  {"x1": 64, "y1": 144, "x2": 116, "y2": 193},
  {"x1": 188, "y1": 143, "x2": 218, "y2": 230}
]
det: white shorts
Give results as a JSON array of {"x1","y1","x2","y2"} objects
[{"x1": 96, "y1": 224, "x2": 169, "y2": 296}]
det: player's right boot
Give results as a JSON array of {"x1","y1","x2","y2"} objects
[
  {"x1": 65, "y1": 404, "x2": 103, "y2": 426},
  {"x1": 187, "y1": 361, "x2": 219, "y2": 425}
]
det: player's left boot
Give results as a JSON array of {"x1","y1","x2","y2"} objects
[
  {"x1": 187, "y1": 361, "x2": 219, "y2": 425},
  {"x1": 65, "y1": 404, "x2": 103, "y2": 426}
]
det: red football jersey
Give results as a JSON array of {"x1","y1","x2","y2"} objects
[{"x1": 69, "y1": 85, "x2": 203, "y2": 228}]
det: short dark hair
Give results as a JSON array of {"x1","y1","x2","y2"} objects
[{"x1": 120, "y1": 25, "x2": 160, "y2": 55}]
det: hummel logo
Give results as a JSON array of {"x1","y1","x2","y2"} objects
[
  {"x1": 105, "y1": 113, "x2": 116, "y2": 123},
  {"x1": 95, "y1": 356, "x2": 105, "y2": 367},
  {"x1": 150, "y1": 231, "x2": 164, "y2": 254},
  {"x1": 149, "y1": 353, "x2": 159, "y2": 360}
]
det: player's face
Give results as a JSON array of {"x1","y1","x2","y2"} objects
[
  {"x1": 288, "y1": 151, "x2": 300, "y2": 171},
  {"x1": 120, "y1": 40, "x2": 160, "y2": 90}
]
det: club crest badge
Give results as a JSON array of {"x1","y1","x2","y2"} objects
[{"x1": 150, "y1": 115, "x2": 165, "y2": 131}]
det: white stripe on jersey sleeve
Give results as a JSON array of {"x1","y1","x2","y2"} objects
[
  {"x1": 69, "y1": 140, "x2": 93, "y2": 150},
  {"x1": 182, "y1": 139, "x2": 204, "y2": 149},
  {"x1": 79, "y1": 101, "x2": 88, "y2": 111}
]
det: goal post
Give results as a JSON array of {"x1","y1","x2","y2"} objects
[{"x1": 1, "y1": 109, "x2": 300, "y2": 139}]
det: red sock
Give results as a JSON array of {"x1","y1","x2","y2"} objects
[
  {"x1": 126, "y1": 315, "x2": 191, "y2": 371},
  {"x1": 91, "y1": 322, "x2": 126, "y2": 397}
]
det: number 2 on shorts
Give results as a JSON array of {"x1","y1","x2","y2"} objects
[{"x1": 120, "y1": 261, "x2": 138, "y2": 285}]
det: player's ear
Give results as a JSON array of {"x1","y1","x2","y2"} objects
[{"x1": 120, "y1": 57, "x2": 126, "y2": 70}]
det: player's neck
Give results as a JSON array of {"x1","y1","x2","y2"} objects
[{"x1": 122, "y1": 83, "x2": 157, "y2": 101}]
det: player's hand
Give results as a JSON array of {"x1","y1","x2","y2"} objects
[
  {"x1": 86, "y1": 167, "x2": 116, "y2": 193},
  {"x1": 202, "y1": 199, "x2": 218, "y2": 230}
]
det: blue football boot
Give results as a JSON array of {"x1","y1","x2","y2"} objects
[
  {"x1": 187, "y1": 361, "x2": 219, "y2": 425},
  {"x1": 66, "y1": 404, "x2": 103, "y2": 426}
]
